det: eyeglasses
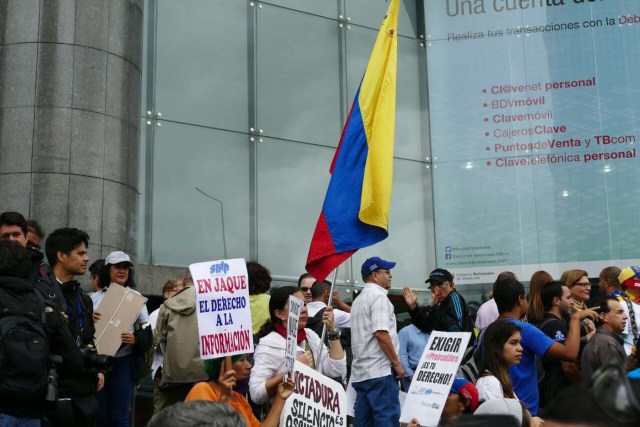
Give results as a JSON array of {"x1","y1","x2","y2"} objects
[
  {"x1": 575, "y1": 282, "x2": 591, "y2": 288},
  {"x1": 429, "y1": 282, "x2": 449, "y2": 291},
  {"x1": 300, "y1": 287, "x2": 311, "y2": 292}
]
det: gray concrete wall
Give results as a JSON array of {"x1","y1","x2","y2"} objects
[
  {"x1": 0, "y1": 0, "x2": 143, "y2": 278},
  {"x1": 136, "y1": 264, "x2": 189, "y2": 296}
]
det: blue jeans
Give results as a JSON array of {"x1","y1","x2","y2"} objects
[
  {"x1": 98, "y1": 354, "x2": 135, "y2": 427},
  {"x1": 0, "y1": 414, "x2": 40, "y2": 427},
  {"x1": 353, "y1": 375, "x2": 400, "y2": 427}
]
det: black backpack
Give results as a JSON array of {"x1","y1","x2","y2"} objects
[
  {"x1": 306, "y1": 307, "x2": 327, "y2": 341},
  {"x1": 459, "y1": 328, "x2": 487, "y2": 383},
  {"x1": 0, "y1": 287, "x2": 50, "y2": 401}
]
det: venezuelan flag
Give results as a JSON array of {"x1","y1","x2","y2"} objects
[{"x1": 306, "y1": 0, "x2": 399, "y2": 281}]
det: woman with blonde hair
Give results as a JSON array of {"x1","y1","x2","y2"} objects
[
  {"x1": 560, "y1": 269, "x2": 596, "y2": 350},
  {"x1": 527, "y1": 271, "x2": 553, "y2": 326}
]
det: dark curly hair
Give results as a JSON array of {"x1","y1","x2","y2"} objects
[
  {"x1": 247, "y1": 261, "x2": 271, "y2": 295},
  {"x1": 44, "y1": 228, "x2": 90, "y2": 268},
  {"x1": 98, "y1": 264, "x2": 136, "y2": 289},
  {"x1": 0, "y1": 239, "x2": 31, "y2": 278}
]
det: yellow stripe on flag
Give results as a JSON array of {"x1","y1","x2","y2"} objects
[{"x1": 358, "y1": 0, "x2": 400, "y2": 230}]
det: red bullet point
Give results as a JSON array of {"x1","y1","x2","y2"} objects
[
  {"x1": 484, "y1": 118, "x2": 489, "y2": 122},
  {"x1": 485, "y1": 146, "x2": 490, "y2": 151},
  {"x1": 486, "y1": 161, "x2": 491, "y2": 166},
  {"x1": 485, "y1": 132, "x2": 490, "y2": 136},
  {"x1": 482, "y1": 89, "x2": 487, "y2": 93},
  {"x1": 483, "y1": 103, "x2": 488, "y2": 107}
]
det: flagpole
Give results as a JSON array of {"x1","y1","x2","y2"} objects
[{"x1": 315, "y1": 265, "x2": 340, "y2": 372}]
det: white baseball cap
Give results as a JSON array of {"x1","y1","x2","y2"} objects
[
  {"x1": 104, "y1": 251, "x2": 133, "y2": 267},
  {"x1": 474, "y1": 399, "x2": 523, "y2": 425}
]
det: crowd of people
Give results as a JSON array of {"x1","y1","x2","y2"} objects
[{"x1": 1, "y1": 209, "x2": 640, "y2": 426}]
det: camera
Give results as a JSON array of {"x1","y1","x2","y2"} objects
[
  {"x1": 78, "y1": 344, "x2": 113, "y2": 370},
  {"x1": 46, "y1": 355, "x2": 63, "y2": 403}
]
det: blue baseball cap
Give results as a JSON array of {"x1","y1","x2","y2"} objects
[{"x1": 361, "y1": 257, "x2": 396, "y2": 278}]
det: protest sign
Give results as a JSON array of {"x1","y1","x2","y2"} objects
[
  {"x1": 94, "y1": 284, "x2": 148, "y2": 356},
  {"x1": 346, "y1": 380, "x2": 356, "y2": 417},
  {"x1": 190, "y1": 258, "x2": 252, "y2": 359},
  {"x1": 280, "y1": 361, "x2": 347, "y2": 427},
  {"x1": 284, "y1": 295, "x2": 303, "y2": 383},
  {"x1": 400, "y1": 331, "x2": 471, "y2": 425}
]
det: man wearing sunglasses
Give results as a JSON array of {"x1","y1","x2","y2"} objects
[
  {"x1": 402, "y1": 268, "x2": 475, "y2": 346},
  {"x1": 297, "y1": 273, "x2": 315, "y2": 304}
]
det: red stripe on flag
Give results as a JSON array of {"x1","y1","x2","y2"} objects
[{"x1": 306, "y1": 213, "x2": 355, "y2": 281}]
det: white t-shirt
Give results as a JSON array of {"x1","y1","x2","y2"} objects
[
  {"x1": 476, "y1": 299, "x2": 499, "y2": 331},
  {"x1": 476, "y1": 375, "x2": 516, "y2": 402}
]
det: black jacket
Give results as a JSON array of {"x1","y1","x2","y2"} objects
[
  {"x1": 27, "y1": 248, "x2": 67, "y2": 311},
  {"x1": 0, "y1": 276, "x2": 83, "y2": 419},
  {"x1": 409, "y1": 290, "x2": 475, "y2": 346},
  {"x1": 58, "y1": 281, "x2": 99, "y2": 398}
]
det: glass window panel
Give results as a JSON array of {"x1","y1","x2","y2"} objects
[
  {"x1": 432, "y1": 159, "x2": 533, "y2": 282},
  {"x1": 346, "y1": 26, "x2": 427, "y2": 161},
  {"x1": 154, "y1": 0, "x2": 248, "y2": 132},
  {"x1": 426, "y1": 1, "x2": 640, "y2": 283},
  {"x1": 256, "y1": 138, "x2": 354, "y2": 281},
  {"x1": 261, "y1": 0, "x2": 339, "y2": 19},
  {"x1": 151, "y1": 122, "x2": 250, "y2": 265},
  {"x1": 345, "y1": 0, "x2": 418, "y2": 38},
  {"x1": 431, "y1": 157, "x2": 633, "y2": 283},
  {"x1": 351, "y1": 158, "x2": 434, "y2": 290},
  {"x1": 256, "y1": 4, "x2": 341, "y2": 146},
  {"x1": 426, "y1": 36, "x2": 527, "y2": 164}
]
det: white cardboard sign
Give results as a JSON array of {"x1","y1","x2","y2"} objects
[
  {"x1": 94, "y1": 284, "x2": 148, "y2": 356},
  {"x1": 190, "y1": 258, "x2": 252, "y2": 359},
  {"x1": 280, "y1": 361, "x2": 347, "y2": 427},
  {"x1": 284, "y1": 295, "x2": 303, "y2": 383},
  {"x1": 400, "y1": 331, "x2": 471, "y2": 425}
]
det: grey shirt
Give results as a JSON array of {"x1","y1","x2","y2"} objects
[{"x1": 580, "y1": 327, "x2": 626, "y2": 382}]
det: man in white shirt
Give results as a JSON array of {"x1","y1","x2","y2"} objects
[
  {"x1": 351, "y1": 257, "x2": 403, "y2": 427},
  {"x1": 306, "y1": 280, "x2": 351, "y2": 334},
  {"x1": 476, "y1": 272, "x2": 518, "y2": 331}
]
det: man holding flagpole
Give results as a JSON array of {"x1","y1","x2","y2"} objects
[{"x1": 351, "y1": 257, "x2": 403, "y2": 426}]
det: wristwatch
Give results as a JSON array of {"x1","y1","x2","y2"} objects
[{"x1": 327, "y1": 330, "x2": 340, "y2": 341}]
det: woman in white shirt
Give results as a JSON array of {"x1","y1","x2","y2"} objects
[
  {"x1": 92, "y1": 251, "x2": 151, "y2": 427},
  {"x1": 476, "y1": 320, "x2": 523, "y2": 401},
  {"x1": 249, "y1": 286, "x2": 346, "y2": 405}
]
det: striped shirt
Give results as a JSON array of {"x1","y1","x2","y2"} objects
[{"x1": 350, "y1": 283, "x2": 399, "y2": 383}]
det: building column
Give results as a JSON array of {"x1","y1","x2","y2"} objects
[{"x1": 0, "y1": 0, "x2": 143, "y2": 264}]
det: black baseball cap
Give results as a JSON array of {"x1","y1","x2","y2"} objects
[{"x1": 425, "y1": 268, "x2": 453, "y2": 284}]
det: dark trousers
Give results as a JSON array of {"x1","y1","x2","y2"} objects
[
  {"x1": 98, "y1": 355, "x2": 134, "y2": 427},
  {"x1": 45, "y1": 395, "x2": 98, "y2": 427}
]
